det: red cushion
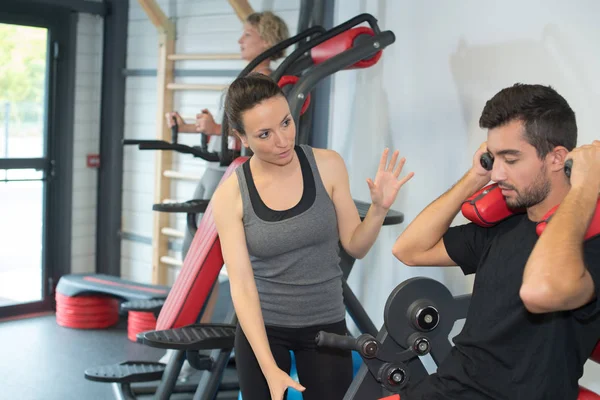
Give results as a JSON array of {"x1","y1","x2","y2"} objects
[
  {"x1": 461, "y1": 183, "x2": 523, "y2": 227},
  {"x1": 310, "y1": 27, "x2": 382, "y2": 69},
  {"x1": 277, "y1": 75, "x2": 311, "y2": 116},
  {"x1": 579, "y1": 386, "x2": 600, "y2": 400},
  {"x1": 156, "y1": 157, "x2": 248, "y2": 330},
  {"x1": 536, "y1": 198, "x2": 600, "y2": 240},
  {"x1": 378, "y1": 396, "x2": 400, "y2": 400}
]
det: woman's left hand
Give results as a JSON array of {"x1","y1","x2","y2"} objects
[{"x1": 367, "y1": 148, "x2": 414, "y2": 210}]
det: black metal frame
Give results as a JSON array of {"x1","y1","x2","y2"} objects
[
  {"x1": 272, "y1": 13, "x2": 382, "y2": 82},
  {"x1": 287, "y1": 29, "x2": 395, "y2": 125},
  {"x1": 278, "y1": 14, "x2": 395, "y2": 145},
  {"x1": 0, "y1": 1, "x2": 77, "y2": 318},
  {"x1": 17, "y1": 0, "x2": 107, "y2": 16},
  {"x1": 96, "y1": 0, "x2": 129, "y2": 277},
  {"x1": 317, "y1": 277, "x2": 471, "y2": 399},
  {"x1": 308, "y1": 0, "x2": 334, "y2": 149}
]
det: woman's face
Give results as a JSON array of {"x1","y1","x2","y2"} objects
[
  {"x1": 236, "y1": 95, "x2": 296, "y2": 166},
  {"x1": 238, "y1": 22, "x2": 269, "y2": 61}
]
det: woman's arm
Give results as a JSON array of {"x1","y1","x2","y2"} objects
[
  {"x1": 212, "y1": 178, "x2": 276, "y2": 373},
  {"x1": 316, "y1": 148, "x2": 413, "y2": 259}
]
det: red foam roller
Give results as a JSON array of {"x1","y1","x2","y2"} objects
[
  {"x1": 127, "y1": 311, "x2": 157, "y2": 342},
  {"x1": 578, "y1": 386, "x2": 600, "y2": 400},
  {"x1": 310, "y1": 27, "x2": 382, "y2": 70},
  {"x1": 55, "y1": 292, "x2": 120, "y2": 329}
]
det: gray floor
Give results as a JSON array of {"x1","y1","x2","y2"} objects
[
  {"x1": 0, "y1": 282, "x2": 238, "y2": 400},
  {"x1": 0, "y1": 314, "x2": 167, "y2": 399}
]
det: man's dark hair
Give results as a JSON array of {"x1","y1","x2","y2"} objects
[{"x1": 479, "y1": 83, "x2": 577, "y2": 157}]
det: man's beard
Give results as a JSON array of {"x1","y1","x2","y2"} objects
[{"x1": 502, "y1": 167, "x2": 551, "y2": 209}]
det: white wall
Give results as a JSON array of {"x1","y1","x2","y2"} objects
[
  {"x1": 330, "y1": 0, "x2": 600, "y2": 391},
  {"x1": 71, "y1": 13, "x2": 103, "y2": 274},
  {"x1": 121, "y1": 0, "x2": 300, "y2": 284}
]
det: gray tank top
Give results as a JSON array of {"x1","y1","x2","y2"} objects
[{"x1": 235, "y1": 144, "x2": 345, "y2": 327}]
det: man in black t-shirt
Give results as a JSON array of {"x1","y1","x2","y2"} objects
[{"x1": 393, "y1": 83, "x2": 600, "y2": 399}]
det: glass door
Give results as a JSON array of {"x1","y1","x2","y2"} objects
[{"x1": 0, "y1": 22, "x2": 52, "y2": 310}]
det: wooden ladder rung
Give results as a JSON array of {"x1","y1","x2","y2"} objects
[
  {"x1": 167, "y1": 83, "x2": 228, "y2": 91},
  {"x1": 163, "y1": 170, "x2": 203, "y2": 181},
  {"x1": 168, "y1": 53, "x2": 242, "y2": 61},
  {"x1": 161, "y1": 227, "x2": 184, "y2": 238},
  {"x1": 160, "y1": 256, "x2": 183, "y2": 267}
]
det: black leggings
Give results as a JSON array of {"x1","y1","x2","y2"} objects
[{"x1": 234, "y1": 320, "x2": 353, "y2": 400}]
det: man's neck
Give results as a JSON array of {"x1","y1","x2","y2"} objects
[{"x1": 527, "y1": 180, "x2": 571, "y2": 222}]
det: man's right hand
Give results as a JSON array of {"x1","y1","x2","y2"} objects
[
  {"x1": 471, "y1": 141, "x2": 493, "y2": 179},
  {"x1": 165, "y1": 111, "x2": 197, "y2": 133},
  {"x1": 265, "y1": 367, "x2": 305, "y2": 400}
]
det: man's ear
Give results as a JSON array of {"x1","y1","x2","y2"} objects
[
  {"x1": 548, "y1": 146, "x2": 569, "y2": 172},
  {"x1": 232, "y1": 129, "x2": 248, "y2": 148}
]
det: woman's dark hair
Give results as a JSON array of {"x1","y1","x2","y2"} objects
[
  {"x1": 479, "y1": 83, "x2": 577, "y2": 158},
  {"x1": 224, "y1": 72, "x2": 284, "y2": 136}
]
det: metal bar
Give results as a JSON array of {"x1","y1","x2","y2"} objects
[
  {"x1": 47, "y1": 8, "x2": 77, "y2": 288},
  {"x1": 0, "y1": 158, "x2": 48, "y2": 170},
  {"x1": 343, "y1": 280, "x2": 378, "y2": 337},
  {"x1": 137, "y1": 0, "x2": 174, "y2": 35},
  {"x1": 168, "y1": 53, "x2": 242, "y2": 61},
  {"x1": 154, "y1": 349, "x2": 186, "y2": 400},
  {"x1": 121, "y1": 231, "x2": 183, "y2": 252},
  {"x1": 227, "y1": 0, "x2": 254, "y2": 21},
  {"x1": 123, "y1": 68, "x2": 240, "y2": 77},
  {"x1": 160, "y1": 256, "x2": 183, "y2": 267},
  {"x1": 18, "y1": 0, "x2": 107, "y2": 16},
  {"x1": 163, "y1": 169, "x2": 203, "y2": 181},
  {"x1": 166, "y1": 83, "x2": 228, "y2": 91},
  {"x1": 112, "y1": 382, "x2": 135, "y2": 400},
  {"x1": 272, "y1": 13, "x2": 381, "y2": 82},
  {"x1": 96, "y1": 0, "x2": 129, "y2": 277},
  {"x1": 308, "y1": 0, "x2": 333, "y2": 149},
  {"x1": 288, "y1": 31, "x2": 395, "y2": 123},
  {"x1": 161, "y1": 227, "x2": 184, "y2": 238},
  {"x1": 296, "y1": 0, "x2": 313, "y2": 38},
  {"x1": 0, "y1": 178, "x2": 46, "y2": 183},
  {"x1": 194, "y1": 309, "x2": 238, "y2": 400},
  {"x1": 238, "y1": 25, "x2": 324, "y2": 78},
  {"x1": 3, "y1": 102, "x2": 9, "y2": 158}
]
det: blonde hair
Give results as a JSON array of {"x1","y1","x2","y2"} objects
[{"x1": 246, "y1": 11, "x2": 290, "y2": 61}]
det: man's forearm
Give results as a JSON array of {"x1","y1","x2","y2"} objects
[
  {"x1": 393, "y1": 171, "x2": 489, "y2": 260},
  {"x1": 523, "y1": 185, "x2": 597, "y2": 301}
]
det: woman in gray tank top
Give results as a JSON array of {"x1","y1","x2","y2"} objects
[
  {"x1": 156, "y1": 11, "x2": 290, "y2": 375},
  {"x1": 211, "y1": 73, "x2": 414, "y2": 400}
]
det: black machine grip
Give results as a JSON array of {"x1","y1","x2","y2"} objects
[
  {"x1": 480, "y1": 152, "x2": 493, "y2": 171},
  {"x1": 152, "y1": 199, "x2": 210, "y2": 214},
  {"x1": 171, "y1": 117, "x2": 178, "y2": 143},
  {"x1": 201, "y1": 133, "x2": 209, "y2": 152},
  {"x1": 315, "y1": 332, "x2": 358, "y2": 351},
  {"x1": 137, "y1": 142, "x2": 220, "y2": 162},
  {"x1": 564, "y1": 158, "x2": 572, "y2": 178}
]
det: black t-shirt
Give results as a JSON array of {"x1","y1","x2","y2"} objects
[{"x1": 404, "y1": 214, "x2": 600, "y2": 400}]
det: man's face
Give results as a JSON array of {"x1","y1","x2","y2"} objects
[{"x1": 487, "y1": 119, "x2": 551, "y2": 209}]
